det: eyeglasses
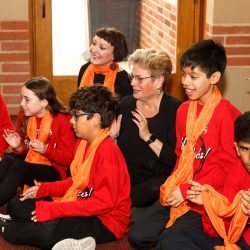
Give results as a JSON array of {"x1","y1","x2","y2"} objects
[
  {"x1": 71, "y1": 111, "x2": 92, "y2": 120},
  {"x1": 128, "y1": 73, "x2": 154, "y2": 84}
]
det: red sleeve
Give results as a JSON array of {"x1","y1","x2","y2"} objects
[
  {"x1": 11, "y1": 111, "x2": 27, "y2": 155},
  {"x1": 202, "y1": 161, "x2": 244, "y2": 237},
  {"x1": 0, "y1": 95, "x2": 14, "y2": 157},
  {"x1": 35, "y1": 139, "x2": 129, "y2": 222},
  {"x1": 36, "y1": 178, "x2": 73, "y2": 198},
  {"x1": 180, "y1": 183, "x2": 191, "y2": 200},
  {"x1": 43, "y1": 114, "x2": 76, "y2": 166}
]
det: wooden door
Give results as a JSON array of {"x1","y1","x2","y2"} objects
[
  {"x1": 170, "y1": 0, "x2": 206, "y2": 100},
  {"x1": 29, "y1": 0, "x2": 77, "y2": 106},
  {"x1": 29, "y1": 0, "x2": 205, "y2": 103}
]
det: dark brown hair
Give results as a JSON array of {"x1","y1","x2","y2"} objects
[
  {"x1": 234, "y1": 111, "x2": 250, "y2": 143},
  {"x1": 19, "y1": 76, "x2": 68, "y2": 139},
  {"x1": 180, "y1": 39, "x2": 227, "y2": 78},
  {"x1": 70, "y1": 85, "x2": 118, "y2": 129}
]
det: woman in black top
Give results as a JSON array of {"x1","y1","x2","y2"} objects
[
  {"x1": 77, "y1": 27, "x2": 132, "y2": 98},
  {"x1": 111, "y1": 48, "x2": 181, "y2": 208}
]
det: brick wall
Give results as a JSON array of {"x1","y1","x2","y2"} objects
[
  {"x1": 139, "y1": 0, "x2": 177, "y2": 71},
  {"x1": 0, "y1": 21, "x2": 30, "y2": 115},
  {"x1": 205, "y1": 24, "x2": 250, "y2": 67}
]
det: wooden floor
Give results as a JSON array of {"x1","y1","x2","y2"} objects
[{"x1": 0, "y1": 235, "x2": 133, "y2": 250}]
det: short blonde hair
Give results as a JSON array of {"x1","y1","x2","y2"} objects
[{"x1": 128, "y1": 48, "x2": 172, "y2": 92}]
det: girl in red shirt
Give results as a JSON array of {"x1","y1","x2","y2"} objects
[{"x1": 0, "y1": 76, "x2": 76, "y2": 206}]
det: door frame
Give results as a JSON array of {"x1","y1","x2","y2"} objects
[{"x1": 29, "y1": 0, "x2": 205, "y2": 103}]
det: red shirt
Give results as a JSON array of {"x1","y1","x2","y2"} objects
[
  {"x1": 175, "y1": 99, "x2": 240, "y2": 214},
  {"x1": 0, "y1": 94, "x2": 14, "y2": 157},
  {"x1": 224, "y1": 159, "x2": 250, "y2": 245},
  {"x1": 203, "y1": 159, "x2": 250, "y2": 245},
  {"x1": 15, "y1": 111, "x2": 76, "y2": 178},
  {"x1": 35, "y1": 137, "x2": 131, "y2": 239}
]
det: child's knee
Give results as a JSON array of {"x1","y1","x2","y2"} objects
[
  {"x1": 128, "y1": 225, "x2": 157, "y2": 249},
  {"x1": 128, "y1": 227, "x2": 143, "y2": 248}
]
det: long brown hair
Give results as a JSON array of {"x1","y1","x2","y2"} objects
[{"x1": 19, "y1": 76, "x2": 68, "y2": 139}]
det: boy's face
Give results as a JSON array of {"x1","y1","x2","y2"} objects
[
  {"x1": 181, "y1": 66, "x2": 220, "y2": 105},
  {"x1": 70, "y1": 110, "x2": 93, "y2": 140},
  {"x1": 234, "y1": 141, "x2": 250, "y2": 172}
]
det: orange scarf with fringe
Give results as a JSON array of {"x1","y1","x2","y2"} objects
[
  {"x1": 25, "y1": 111, "x2": 52, "y2": 165},
  {"x1": 201, "y1": 185, "x2": 248, "y2": 250},
  {"x1": 59, "y1": 128, "x2": 109, "y2": 202},
  {"x1": 79, "y1": 62, "x2": 119, "y2": 93},
  {"x1": 160, "y1": 87, "x2": 221, "y2": 227}
]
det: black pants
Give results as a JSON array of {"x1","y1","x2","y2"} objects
[
  {"x1": 0, "y1": 157, "x2": 61, "y2": 206},
  {"x1": 129, "y1": 199, "x2": 250, "y2": 250},
  {"x1": 158, "y1": 211, "x2": 223, "y2": 250},
  {"x1": 131, "y1": 176, "x2": 166, "y2": 207},
  {"x1": 129, "y1": 199, "x2": 170, "y2": 249},
  {"x1": 158, "y1": 210, "x2": 250, "y2": 250},
  {"x1": 3, "y1": 196, "x2": 116, "y2": 249}
]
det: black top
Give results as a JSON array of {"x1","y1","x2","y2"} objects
[
  {"x1": 77, "y1": 62, "x2": 132, "y2": 98},
  {"x1": 117, "y1": 94, "x2": 181, "y2": 185}
]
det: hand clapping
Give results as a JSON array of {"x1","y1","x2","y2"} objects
[
  {"x1": 3, "y1": 129, "x2": 22, "y2": 149},
  {"x1": 110, "y1": 114, "x2": 122, "y2": 139},
  {"x1": 131, "y1": 109, "x2": 150, "y2": 142},
  {"x1": 29, "y1": 139, "x2": 47, "y2": 154}
]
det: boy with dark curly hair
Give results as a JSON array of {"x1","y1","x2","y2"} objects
[
  {"x1": 1, "y1": 85, "x2": 131, "y2": 250},
  {"x1": 187, "y1": 111, "x2": 250, "y2": 249}
]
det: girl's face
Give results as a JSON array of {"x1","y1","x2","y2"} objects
[
  {"x1": 89, "y1": 35, "x2": 114, "y2": 66},
  {"x1": 20, "y1": 86, "x2": 48, "y2": 117}
]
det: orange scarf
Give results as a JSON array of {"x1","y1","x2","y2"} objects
[
  {"x1": 79, "y1": 62, "x2": 119, "y2": 93},
  {"x1": 25, "y1": 111, "x2": 53, "y2": 165},
  {"x1": 59, "y1": 128, "x2": 110, "y2": 202},
  {"x1": 160, "y1": 87, "x2": 221, "y2": 227},
  {"x1": 201, "y1": 185, "x2": 248, "y2": 250}
]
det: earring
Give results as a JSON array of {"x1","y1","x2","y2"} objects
[{"x1": 157, "y1": 88, "x2": 161, "y2": 95}]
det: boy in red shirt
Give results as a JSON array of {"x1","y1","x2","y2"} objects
[
  {"x1": 1, "y1": 85, "x2": 131, "y2": 249},
  {"x1": 0, "y1": 77, "x2": 76, "y2": 207},
  {"x1": 128, "y1": 39, "x2": 241, "y2": 249},
  {"x1": 187, "y1": 111, "x2": 250, "y2": 249}
]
